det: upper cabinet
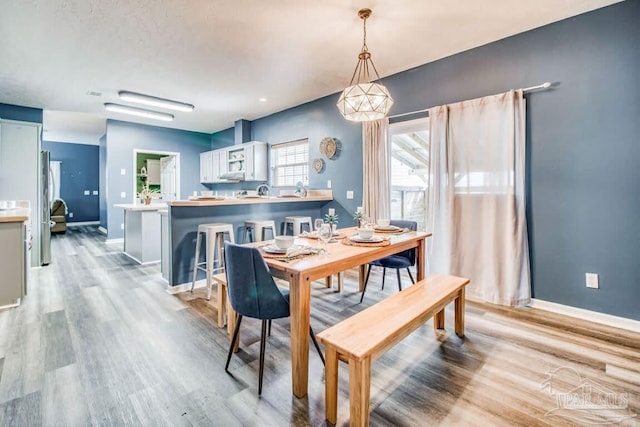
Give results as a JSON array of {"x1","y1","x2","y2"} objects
[{"x1": 200, "y1": 141, "x2": 267, "y2": 183}]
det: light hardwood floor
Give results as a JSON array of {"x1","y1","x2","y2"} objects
[{"x1": 0, "y1": 226, "x2": 638, "y2": 426}]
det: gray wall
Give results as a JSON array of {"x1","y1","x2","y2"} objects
[
  {"x1": 212, "y1": 2, "x2": 640, "y2": 320},
  {"x1": 105, "y1": 120, "x2": 211, "y2": 239}
]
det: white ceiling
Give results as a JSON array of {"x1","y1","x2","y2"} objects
[{"x1": 0, "y1": 0, "x2": 621, "y2": 144}]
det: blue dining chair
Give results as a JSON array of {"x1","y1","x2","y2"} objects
[
  {"x1": 223, "y1": 241, "x2": 325, "y2": 395},
  {"x1": 359, "y1": 220, "x2": 418, "y2": 303}
]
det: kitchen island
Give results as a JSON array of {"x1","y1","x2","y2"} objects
[
  {"x1": 114, "y1": 203, "x2": 166, "y2": 264},
  {"x1": 167, "y1": 194, "x2": 334, "y2": 287},
  {"x1": 0, "y1": 203, "x2": 30, "y2": 308}
]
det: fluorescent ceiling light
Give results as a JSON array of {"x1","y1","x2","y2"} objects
[
  {"x1": 104, "y1": 103, "x2": 175, "y2": 122},
  {"x1": 118, "y1": 91, "x2": 195, "y2": 112}
]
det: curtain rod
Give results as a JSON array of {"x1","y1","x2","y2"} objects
[{"x1": 388, "y1": 81, "x2": 552, "y2": 120}]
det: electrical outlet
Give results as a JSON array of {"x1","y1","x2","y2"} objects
[
  {"x1": 327, "y1": 180, "x2": 332, "y2": 189},
  {"x1": 69, "y1": 212, "x2": 73, "y2": 218},
  {"x1": 84, "y1": 190, "x2": 90, "y2": 195},
  {"x1": 120, "y1": 169, "x2": 126, "y2": 175},
  {"x1": 120, "y1": 191, "x2": 126, "y2": 198},
  {"x1": 120, "y1": 223, "x2": 124, "y2": 230},
  {"x1": 346, "y1": 190, "x2": 354, "y2": 199},
  {"x1": 92, "y1": 190, "x2": 98, "y2": 195},
  {"x1": 586, "y1": 273, "x2": 599, "y2": 289}
]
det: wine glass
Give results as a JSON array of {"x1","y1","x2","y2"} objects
[
  {"x1": 314, "y1": 218, "x2": 324, "y2": 236},
  {"x1": 318, "y1": 223, "x2": 332, "y2": 255}
]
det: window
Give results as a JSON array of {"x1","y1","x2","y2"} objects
[
  {"x1": 271, "y1": 139, "x2": 309, "y2": 187},
  {"x1": 389, "y1": 118, "x2": 429, "y2": 231}
]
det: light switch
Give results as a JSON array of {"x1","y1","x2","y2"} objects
[
  {"x1": 84, "y1": 190, "x2": 90, "y2": 195},
  {"x1": 120, "y1": 192, "x2": 126, "y2": 198},
  {"x1": 347, "y1": 190, "x2": 354, "y2": 199},
  {"x1": 327, "y1": 180, "x2": 332, "y2": 189},
  {"x1": 92, "y1": 190, "x2": 98, "y2": 195},
  {"x1": 120, "y1": 168, "x2": 126, "y2": 175}
]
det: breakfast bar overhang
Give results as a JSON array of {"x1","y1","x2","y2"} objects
[{"x1": 167, "y1": 195, "x2": 334, "y2": 287}]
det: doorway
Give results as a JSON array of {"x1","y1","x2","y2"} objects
[{"x1": 132, "y1": 149, "x2": 180, "y2": 203}]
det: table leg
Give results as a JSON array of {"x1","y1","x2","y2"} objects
[
  {"x1": 416, "y1": 237, "x2": 426, "y2": 281},
  {"x1": 217, "y1": 281, "x2": 225, "y2": 328},
  {"x1": 325, "y1": 347, "x2": 339, "y2": 424},
  {"x1": 227, "y1": 304, "x2": 239, "y2": 353},
  {"x1": 349, "y1": 356, "x2": 371, "y2": 427},
  {"x1": 337, "y1": 272, "x2": 342, "y2": 292},
  {"x1": 290, "y1": 273, "x2": 311, "y2": 397},
  {"x1": 358, "y1": 265, "x2": 366, "y2": 292},
  {"x1": 325, "y1": 276, "x2": 332, "y2": 288},
  {"x1": 455, "y1": 288, "x2": 465, "y2": 337}
]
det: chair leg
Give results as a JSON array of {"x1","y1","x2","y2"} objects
[
  {"x1": 268, "y1": 319, "x2": 272, "y2": 337},
  {"x1": 396, "y1": 268, "x2": 403, "y2": 291},
  {"x1": 310, "y1": 326, "x2": 325, "y2": 366},
  {"x1": 225, "y1": 314, "x2": 243, "y2": 373},
  {"x1": 382, "y1": 268, "x2": 386, "y2": 290},
  {"x1": 360, "y1": 265, "x2": 372, "y2": 303},
  {"x1": 190, "y1": 233, "x2": 202, "y2": 292},
  {"x1": 407, "y1": 268, "x2": 415, "y2": 284},
  {"x1": 258, "y1": 320, "x2": 268, "y2": 395}
]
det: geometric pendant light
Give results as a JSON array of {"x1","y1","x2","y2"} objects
[{"x1": 336, "y1": 8, "x2": 394, "y2": 121}]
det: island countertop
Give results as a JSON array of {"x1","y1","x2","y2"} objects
[
  {"x1": 170, "y1": 195, "x2": 333, "y2": 207},
  {"x1": 0, "y1": 207, "x2": 30, "y2": 223},
  {"x1": 114, "y1": 203, "x2": 168, "y2": 211}
]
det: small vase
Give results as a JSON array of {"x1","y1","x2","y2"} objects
[{"x1": 144, "y1": 198, "x2": 151, "y2": 205}]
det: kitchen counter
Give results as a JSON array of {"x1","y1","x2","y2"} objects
[
  {"x1": 0, "y1": 207, "x2": 30, "y2": 223},
  {"x1": 170, "y1": 195, "x2": 332, "y2": 207},
  {"x1": 114, "y1": 203, "x2": 167, "y2": 211}
]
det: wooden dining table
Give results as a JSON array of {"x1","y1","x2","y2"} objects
[{"x1": 247, "y1": 226, "x2": 431, "y2": 398}]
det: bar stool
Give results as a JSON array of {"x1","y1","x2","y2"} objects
[
  {"x1": 283, "y1": 216, "x2": 312, "y2": 236},
  {"x1": 242, "y1": 219, "x2": 277, "y2": 243},
  {"x1": 190, "y1": 223, "x2": 235, "y2": 300}
]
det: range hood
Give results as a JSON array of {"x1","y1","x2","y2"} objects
[{"x1": 219, "y1": 171, "x2": 244, "y2": 181}]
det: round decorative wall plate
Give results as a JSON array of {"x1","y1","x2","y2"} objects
[
  {"x1": 320, "y1": 137, "x2": 337, "y2": 159},
  {"x1": 313, "y1": 158, "x2": 325, "y2": 173}
]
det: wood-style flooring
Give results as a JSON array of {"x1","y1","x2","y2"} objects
[{"x1": 0, "y1": 226, "x2": 638, "y2": 426}]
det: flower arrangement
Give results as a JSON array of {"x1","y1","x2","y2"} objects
[
  {"x1": 324, "y1": 208, "x2": 339, "y2": 225},
  {"x1": 137, "y1": 184, "x2": 160, "y2": 204}
]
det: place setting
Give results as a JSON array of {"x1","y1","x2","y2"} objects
[
  {"x1": 343, "y1": 226, "x2": 391, "y2": 247},
  {"x1": 260, "y1": 236, "x2": 322, "y2": 262}
]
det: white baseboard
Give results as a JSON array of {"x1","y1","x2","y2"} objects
[
  {"x1": 166, "y1": 280, "x2": 207, "y2": 294},
  {"x1": 530, "y1": 299, "x2": 640, "y2": 333},
  {"x1": 67, "y1": 221, "x2": 100, "y2": 227},
  {"x1": 98, "y1": 227, "x2": 107, "y2": 235},
  {"x1": 105, "y1": 238, "x2": 124, "y2": 244}
]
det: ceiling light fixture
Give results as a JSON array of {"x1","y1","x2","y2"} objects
[
  {"x1": 118, "y1": 91, "x2": 195, "y2": 112},
  {"x1": 104, "y1": 103, "x2": 175, "y2": 122},
  {"x1": 337, "y1": 8, "x2": 394, "y2": 122}
]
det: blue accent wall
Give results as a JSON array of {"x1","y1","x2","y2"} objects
[
  {"x1": 42, "y1": 141, "x2": 99, "y2": 222},
  {"x1": 0, "y1": 103, "x2": 43, "y2": 123},
  {"x1": 105, "y1": 120, "x2": 211, "y2": 239},
  {"x1": 212, "y1": 2, "x2": 639, "y2": 320}
]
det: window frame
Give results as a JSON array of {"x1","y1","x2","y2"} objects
[{"x1": 270, "y1": 138, "x2": 309, "y2": 188}]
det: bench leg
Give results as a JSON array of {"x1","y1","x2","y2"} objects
[
  {"x1": 454, "y1": 288, "x2": 465, "y2": 337},
  {"x1": 434, "y1": 309, "x2": 445, "y2": 330},
  {"x1": 217, "y1": 282, "x2": 226, "y2": 328},
  {"x1": 325, "y1": 276, "x2": 332, "y2": 288},
  {"x1": 349, "y1": 356, "x2": 371, "y2": 427},
  {"x1": 325, "y1": 347, "x2": 339, "y2": 424}
]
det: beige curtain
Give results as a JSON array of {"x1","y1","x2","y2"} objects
[
  {"x1": 362, "y1": 118, "x2": 390, "y2": 220},
  {"x1": 427, "y1": 90, "x2": 531, "y2": 306}
]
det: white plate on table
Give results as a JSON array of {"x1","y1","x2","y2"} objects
[
  {"x1": 350, "y1": 235, "x2": 385, "y2": 243},
  {"x1": 373, "y1": 225, "x2": 401, "y2": 232},
  {"x1": 262, "y1": 245, "x2": 288, "y2": 254}
]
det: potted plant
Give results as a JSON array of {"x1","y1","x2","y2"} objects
[
  {"x1": 353, "y1": 208, "x2": 365, "y2": 228},
  {"x1": 137, "y1": 184, "x2": 160, "y2": 205}
]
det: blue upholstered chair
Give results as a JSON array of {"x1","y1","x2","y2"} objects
[
  {"x1": 223, "y1": 241, "x2": 324, "y2": 395},
  {"x1": 359, "y1": 220, "x2": 418, "y2": 303}
]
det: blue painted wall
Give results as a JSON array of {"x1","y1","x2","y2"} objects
[
  {"x1": 0, "y1": 103, "x2": 43, "y2": 123},
  {"x1": 42, "y1": 141, "x2": 99, "y2": 222},
  {"x1": 212, "y1": 2, "x2": 639, "y2": 320},
  {"x1": 105, "y1": 120, "x2": 211, "y2": 239}
]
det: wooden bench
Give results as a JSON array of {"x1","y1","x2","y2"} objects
[{"x1": 316, "y1": 274, "x2": 470, "y2": 427}]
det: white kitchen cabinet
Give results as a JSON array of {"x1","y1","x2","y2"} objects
[
  {"x1": 200, "y1": 142, "x2": 267, "y2": 183},
  {"x1": 0, "y1": 220, "x2": 27, "y2": 307},
  {"x1": 200, "y1": 150, "x2": 223, "y2": 183}
]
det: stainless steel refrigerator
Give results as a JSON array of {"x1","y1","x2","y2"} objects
[{"x1": 41, "y1": 150, "x2": 51, "y2": 265}]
